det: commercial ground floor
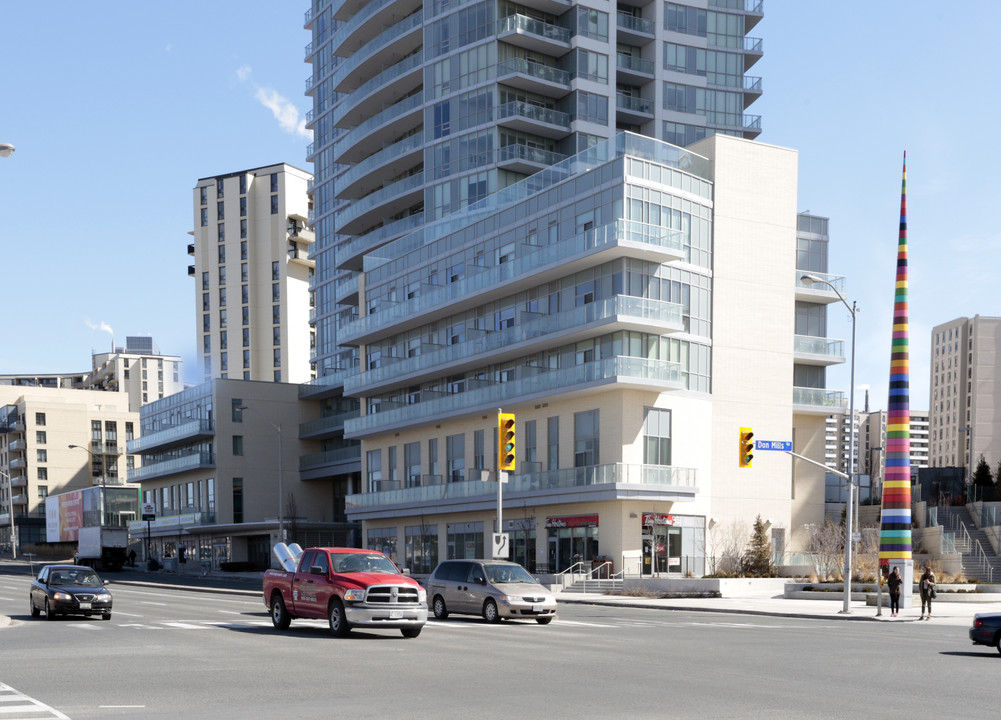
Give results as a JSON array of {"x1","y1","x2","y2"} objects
[{"x1": 359, "y1": 499, "x2": 706, "y2": 579}]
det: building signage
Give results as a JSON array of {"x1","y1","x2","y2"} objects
[
  {"x1": 545, "y1": 515, "x2": 599, "y2": 529},
  {"x1": 642, "y1": 513, "x2": 675, "y2": 526},
  {"x1": 141, "y1": 503, "x2": 156, "y2": 521}
]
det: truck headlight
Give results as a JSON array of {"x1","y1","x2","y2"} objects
[
  {"x1": 417, "y1": 588, "x2": 427, "y2": 603},
  {"x1": 343, "y1": 589, "x2": 365, "y2": 602}
]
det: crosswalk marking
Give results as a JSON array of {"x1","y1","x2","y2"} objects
[{"x1": 0, "y1": 682, "x2": 71, "y2": 719}]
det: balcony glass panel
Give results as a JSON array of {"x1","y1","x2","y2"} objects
[
  {"x1": 347, "y1": 356, "x2": 682, "y2": 435},
  {"x1": 339, "y1": 213, "x2": 426, "y2": 264},
  {"x1": 333, "y1": 51, "x2": 423, "y2": 126},
  {"x1": 330, "y1": 0, "x2": 395, "y2": 51},
  {"x1": 616, "y1": 93, "x2": 653, "y2": 114},
  {"x1": 338, "y1": 134, "x2": 424, "y2": 194},
  {"x1": 126, "y1": 419, "x2": 215, "y2": 453},
  {"x1": 336, "y1": 171, "x2": 424, "y2": 229},
  {"x1": 299, "y1": 408, "x2": 363, "y2": 436},
  {"x1": 794, "y1": 271, "x2": 846, "y2": 295},
  {"x1": 616, "y1": 12, "x2": 654, "y2": 35},
  {"x1": 299, "y1": 446, "x2": 363, "y2": 471},
  {"x1": 616, "y1": 53, "x2": 655, "y2": 75},
  {"x1": 793, "y1": 388, "x2": 847, "y2": 410},
  {"x1": 496, "y1": 58, "x2": 571, "y2": 87},
  {"x1": 332, "y1": 93, "x2": 423, "y2": 162},
  {"x1": 793, "y1": 335, "x2": 845, "y2": 361},
  {"x1": 127, "y1": 452, "x2": 215, "y2": 482},
  {"x1": 347, "y1": 463, "x2": 696, "y2": 508},
  {"x1": 498, "y1": 13, "x2": 572, "y2": 43},
  {"x1": 331, "y1": 10, "x2": 423, "y2": 90},
  {"x1": 497, "y1": 144, "x2": 567, "y2": 166}
]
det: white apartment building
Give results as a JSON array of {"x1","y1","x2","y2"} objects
[
  {"x1": 190, "y1": 164, "x2": 316, "y2": 385},
  {"x1": 929, "y1": 316, "x2": 1001, "y2": 476}
]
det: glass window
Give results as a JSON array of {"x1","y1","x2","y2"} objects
[
  {"x1": 447, "y1": 433, "x2": 465, "y2": 482},
  {"x1": 547, "y1": 416, "x2": 559, "y2": 470},
  {"x1": 405, "y1": 442, "x2": 421, "y2": 487},
  {"x1": 367, "y1": 449, "x2": 383, "y2": 492},
  {"x1": 643, "y1": 407, "x2": 672, "y2": 465},
  {"x1": 574, "y1": 409, "x2": 599, "y2": 467},
  {"x1": 270, "y1": 195, "x2": 278, "y2": 214},
  {"x1": 35, "y1": 412, "x2": 46, "y2": 426},
  {"x1": 232, "y1": 435, "x2": 243, "y2": 456}
]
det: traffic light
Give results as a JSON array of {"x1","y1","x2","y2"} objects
[
  {"x1": 739, "y1": 427, "x2": 754, "y2": 468},
  {"x1": 498, "y1": 412, "x2": 516, "y2": 472}
]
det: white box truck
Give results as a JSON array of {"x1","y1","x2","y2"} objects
[{"x1": 77, "y1": 526, "x2": 129, "y2": 571}]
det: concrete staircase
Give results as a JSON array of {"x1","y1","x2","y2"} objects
[
  {"x1": 560, "y1": 577, "x2": 624, "y2": 594},
  {"x1": 941, "y1": 506, "x2": 1001, "y2": 582}
]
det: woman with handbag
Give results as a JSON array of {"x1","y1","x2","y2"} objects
[
  {"x1": 886, "y1": 566, "x2": 903, "y2": 617},
  {"x1": 919, "y1": 565, "x2": 936, "y2": 620}
]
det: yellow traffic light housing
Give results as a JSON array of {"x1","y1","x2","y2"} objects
[
  {"x1": 498, "y1": 412, "x2": 516, "y2": 472},
  {"x1": 739, "y1": 427, "x2": 754, "y2": 468}
]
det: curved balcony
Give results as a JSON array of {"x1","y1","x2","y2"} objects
[
  {"x1": 127, "y1": 452, "x2": 216, "y2": 482},
  {"x1": 497, "y1": 14, "x2": 571, "y2": 55},
  {"x1": 332, "y1": 10, "x2": 423, "y2": 93},
  {"x1": 340, "y1": 220, "x2": 684, "y2": 345},
  {"x1": 337, "y1": 133, "x2": 424, "y2": 200},
  {"x1": 335, "y1": 171, "x2": 424, "y2": 237},
  {"x1": 793, "y1": 335, "x2": 846, "y2": 367},
  {"x1": 496, "y1": 101, "x2": 571, "y2": 139},
  {"x1": 346, "y1": 295, "x2": 684, "y2": 395},
  {"x1": 332, "y1": 92, "x2": 424, "y2": 165},
  {"x1": 346, "y1": 463, "x2": 697, "y2": 514},
  {"x1": 337, "y1": 212, "x2": 426, "y2": 271},
  {"x1": 497, "y1": 58, "x2": 571, "y2": 98},
  {"x1": 334, "y1": 272, "x2": 360, "y2": 305},
  {"x1": 345, "y1": 355, "x2": 684, "y2": 438},
  {"x1": 332, "y1": 51, "x2": 423, "y2": 130}
]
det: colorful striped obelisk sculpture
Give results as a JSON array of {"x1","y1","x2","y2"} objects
[{"x1": 880, "y1": 152, "x2": 914, "y2": 606}]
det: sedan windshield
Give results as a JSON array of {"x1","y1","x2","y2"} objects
[
  {"x1": 50, "y1": 570, "x2": 103, "y2": 586},
  {"x1": 332, "y1": 553, "x2": 399, "y2": 574},
  {"x1": 485, "y1": 565, "x2": 537, "y2": 584}
]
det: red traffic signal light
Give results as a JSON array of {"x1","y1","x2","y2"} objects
[
  {"x1": 739, "y1": 427, "x2": 754, "y2": 468},
  {"x1": 498, "y1": 412, "x2": 516, "y2": 472}
]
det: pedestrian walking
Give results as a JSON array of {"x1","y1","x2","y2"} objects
[
  {"x1": 918, "y1": 565, "x2": 936, "y2": 620},
  {"x1": 887, "y1": 566, "x2": 903, "y2": 617},
  {"x1": 128, "y1": 549, "x2": 137, "y2": 568}
]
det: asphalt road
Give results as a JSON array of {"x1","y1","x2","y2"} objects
[{"x1": 0, "y1": 572, "x2": 997, "y2": 719}]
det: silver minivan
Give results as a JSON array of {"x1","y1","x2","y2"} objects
[{"x1": 427, "y1": 559, "x2": 557, "y2": 624}]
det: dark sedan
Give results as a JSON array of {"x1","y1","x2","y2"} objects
[
  {"x1": 29, "y1": 564, "x2": 113, "y2": 620},
  {"x1": 969, "y1": 613, "x2": 1001, "y2": 654}
]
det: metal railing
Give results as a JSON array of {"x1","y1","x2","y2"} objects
[{"x1": 972, "y1": 539, "x2": 995, "y2": 582}]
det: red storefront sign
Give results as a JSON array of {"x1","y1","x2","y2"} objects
[
  {"x1": 545, "y1": 514, "x2": 599, "y2": 529},
  {"x1": 642, "y1": 513, "x2": 675, "y2": 526}
]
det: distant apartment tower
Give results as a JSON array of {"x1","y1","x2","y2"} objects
[
  {"x1": 189, "y1": 164, "x2": 315, "y2": 384},
  {"x1": 929, "y1": 316, "x2": 1001, "y2": 475}
]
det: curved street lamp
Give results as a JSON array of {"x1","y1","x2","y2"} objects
[
  {"x1": 0, "y1": 143, "x2": 14, "y2": 158},
  {"x1": 801, "y1": 273, "x2": 858, "y2": 614}
]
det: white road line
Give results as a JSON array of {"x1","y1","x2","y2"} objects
[
  {"x1": 141, "y1": 601, "x2": 167, "y2": 606},
  {"x1": 162, "y1": 622, "x2": 209, "y2": 630},
  {"x1": 0, "y1": 597, "x2": 14, "y2": 602},
  {"x1": 0, "y1": 682, "x2": 71, "y2": 719},
  {"x1": 110, "y1": 611, "x2": 144, "y2": 617}
]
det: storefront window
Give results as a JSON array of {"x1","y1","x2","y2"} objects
[
  {"x1": 367, "y1": 526, "x2": 398, "y2": 561},
  {"x1": 545, "y1": 515, "x2": 599, "y2": 573},
  {"x1": 641, "y1": 513, "x2": 705, "y2": 576},
  {"x1": 447, "y1": 521, "x2": 484, "y2": 559},
  {"x1": 405, "y1": 524, "x2": 438, "y2": 574}
]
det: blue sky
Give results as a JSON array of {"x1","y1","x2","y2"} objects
[{"x1": 1, "y1": 1, "x2": 998, "y2": 413}]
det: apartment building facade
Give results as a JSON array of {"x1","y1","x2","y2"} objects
[{"x1": 190, "y1": 164, "x2": 316, "y2": 385}]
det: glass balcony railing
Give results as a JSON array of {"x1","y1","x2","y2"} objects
[
  {"x1": 330, "y1": 0, "x2": 395, "y2": 52},
  {"x1": 616, "y1": 53, "x2": 655, "y2": 75},
  {"x1": 345, "y1": 220, "x2": 682, "y2": 342},
  {"x1": 792, "y1": 387, "x2": 847, "y2": 410},
  {"x1": 127, "y1": 452, "x2": 216, "y2": 482},
  {"x1": 497, "y1": 100, "x2": 571, "y2": 129},
  {"x1": 346, "y1": 355, "x2": 683, "y2": 436},
  {"x1": 497, "y1": 144, "x2": 567, "y2": 167},
  {"x1": 745, "y1": 36, "x2": 763, "y2": 53},
  {"x1": 496, "y1": 58, "x2": 571, "y2": 87},
  {"x1": 332, "y1": 92, "x2": 423, "y2": 162},
  {"x1": 346, "y1": 463, "x2": 697, "y2": 508},
  {"x1": 744, "y1": 75, "x2": 763, "y2": 92},
  {"x1": 497, "y1": 13, "x2": 572, "y2": 44},
  {"x1": 333, "y1": 51, "x2": 423, "y2": 127},
  {"x1": 347, "y1": 295, "x2": 683, "y2": 393},
  {"x1": 300, "y1": 446, "x2": 362, "y2": 471},
  {"x1": 336, "y1": 171, "x2": 424, "y2": 230},
  {"x1": 616, "y1": 93, "x2": 654, "y2": 114},
  {"x1": 298, "y1": 367, "x2": 361, "y2": 396},
  {"x1": 340, "y1": 212, "x2": 426, "y2": 263},
  {"x1": 793, "y1": 335, "x2": 845, "y2": 361},
  {"x1": 331, "y1": 10, "x2": 423, "y2": 91},
  {"x1": 338, "y1": 133, "x2": 424, "y2": 194},
  {"x1": 300, "y1": 408, "x2": 363, "y2": 437},
  {"x1": 794, "y1": 270, "x2": 846, "y2": 295},
  {"x1": 126, "y1": 419, "x2": 215, "y2": 454},
  {"x1": 616, "y1": 13, "x2": 654, "y2": 35}
]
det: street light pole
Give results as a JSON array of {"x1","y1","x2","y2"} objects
[
  {"x1": 802, "y1": 274, "x2": 858, "y2": 614},
  {"x1": 237, "y1": 406, "x2": 284, "y2": 542},
  {"x1": 68, "y1": 444, "x2": 109, "y2": 526},
  {"x1": 1, "y1": 469, "x2": 16, "y2": 559}
]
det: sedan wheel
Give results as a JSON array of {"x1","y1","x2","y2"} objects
[
  {"x1": 483, "y1": 599, "x2": 500, "y2": 624},
  {"x1": 995, "y1": 633, "x2": 1001, "y2": 656},
  {"x1": 401, "y1": 627, "x2": 422, "y2": 638},
  {"x1": 45, "y1": 598, "x2": 56, "y2": 620},
  {"x1": 328, "y1": 598, "x2": 350, "y2": 638},
  {"x1": 432, "y1": 595, "x2": 448, "y2": 619},
  {"x1": 30, "y1": 597, "x2": 40, "y2": 618},
  {"x1": 102, "y1": 612, "x2": 112, "y2": 621},
  {"x1": 536, "y1": 616, "x2": 553, "y2": 625}
]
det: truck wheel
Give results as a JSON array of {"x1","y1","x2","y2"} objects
[
  {"x1": 401, "y1": 627, "x2": 422, "y2": 638},
  {"x1": 432, "y1": 595, "x2": 448, "y2": 619},
  {"x1": 482, "y1": 599, "x2": 500, "y2": 623},
  {"x1": 271, "y1": 594, "x2": 291, "y2": 630},
  {"x1": 328, "y1": 598, "x2": 350, "y2": 637}
]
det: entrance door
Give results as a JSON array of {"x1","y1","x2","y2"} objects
[{"x1": 641, "y1": 535, "x2": 653, "y2": 577}]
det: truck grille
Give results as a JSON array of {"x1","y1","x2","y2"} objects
[{"x1": 366, "y1": 585, "x2": 421, "y2": 604}]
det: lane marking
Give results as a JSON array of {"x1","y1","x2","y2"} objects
[{"x1": 0, "y1": 682, "x2": 71, "y2": 719}]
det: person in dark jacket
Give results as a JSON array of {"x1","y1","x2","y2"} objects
[
  {"x1": 918, "y1": 565, "x2": 936, "y2": 620},
  {"x1": 886, "y1": 566, "x2": 903, "y2": 617}
]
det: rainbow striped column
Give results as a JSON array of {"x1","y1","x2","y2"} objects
[{"x1": 879, "y1": 152, "x2": 912, "y2": 565}]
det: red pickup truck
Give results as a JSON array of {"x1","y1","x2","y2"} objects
[{"x1": 263, "y1": 547, "x2": 427, "y2": 638}]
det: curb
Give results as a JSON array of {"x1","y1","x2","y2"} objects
[{"x1": 555, "y1": 596, "x2": 878, "y2": 621}]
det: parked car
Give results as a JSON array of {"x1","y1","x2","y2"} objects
[
  {"x1": 969, "y1": 612, "x2": 1001, "y2": 654},
  {"x1": 30, "y1": 565, "x2": 113, "y2": 620},
  {"x1": 427, "y1": 559, "x2": 557, "y2": 624}
]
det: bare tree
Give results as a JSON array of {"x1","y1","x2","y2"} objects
[
  {"x1": 716, "y1": 519, "x2": 749, "y2": 576},
  {"x1": 804, "y1": 520, "x2": 846, "y2": 581}
]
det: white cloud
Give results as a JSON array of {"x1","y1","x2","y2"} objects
[
  {"x1": 236, "y1": 66, "x2": 311, "y2": 140},
  {"x1": 85, "y1": 319, "x2": 114, "y2": 337}
]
